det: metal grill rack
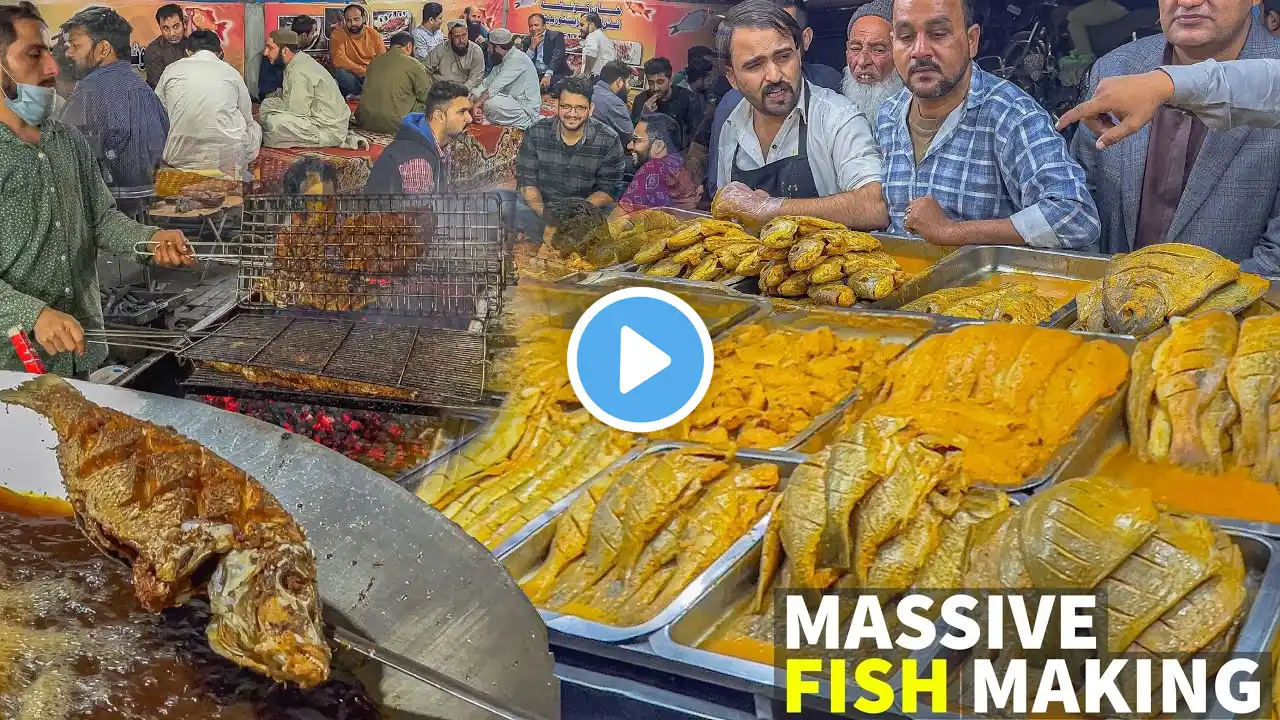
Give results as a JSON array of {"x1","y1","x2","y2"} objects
[
  {"x1": 182, "y1": 312, "x2": 489, "y2": 406},
  {"x1": 234, "y1": 194, "x2": 506, "y2": 320}
]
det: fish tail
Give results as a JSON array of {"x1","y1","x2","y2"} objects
[{"x1": 0, "y1": 374, "x2": 79, "y2": 415}]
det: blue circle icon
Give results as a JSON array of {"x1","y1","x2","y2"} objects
[{"x1": 567, "y1": 287, "x2": 714, "y2": 433}]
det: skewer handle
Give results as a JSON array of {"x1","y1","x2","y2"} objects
[
  {"x1": 7, "y1": 327, "x2": 46, "y2": 374},
  {"x1": 330, "y1": 626, "x2": 552, "y2": 720}
]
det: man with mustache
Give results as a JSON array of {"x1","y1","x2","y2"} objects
[
  {"x1": 0, "y1": 2, "x2": 193, "y2": 377},
  {"x1": 840, "y1": 0, "x2": 903, "y2": 132},
  {"x1": 619, "y1": 112, "x2": 702, "y2": 211},
  {"x1": 259, "y1": 29, "x2": 352, "y2": 148},
  {"x1": 330, "y1": 3, "x2": 385, "y2": 98},
  {"x1": 591, "y1": 59, "x2": 633, "y2": 144},
  {"x1": 469, "y1": 27, "x2": 540, "y2": 129},
  {"x1": 521, "y1": 13, "x2": 571, "y2": 90},
  {"x1": 425, "y1": 20, "x2": 484, "y2": 90},
  {"x1": 1071, "y1": 0, "x2": 1280, "y2": 273},
  {"x1": 710, "y1": 0, "x2": 887, "y2": 229},
  {"x1": 877, "y1": 0, "x2": 1097, "y2": 248}
]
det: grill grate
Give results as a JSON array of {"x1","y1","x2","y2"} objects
[
  {"x1": 235, "y1": 193, "x2": 506, "y2": 319},
  {"x1": 183, "y1": 312, "x2": 488, "y2": 403}
]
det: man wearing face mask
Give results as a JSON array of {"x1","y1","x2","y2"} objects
[
  {"x1": 0, "y1": 2, "x2": 195, "y2": 377},
  {"x1": 60, "y1": 6, "x2": 169, "y2": 189},
  {"x1": 710, "y1": 1, "x2": 887, "y2": 229}
]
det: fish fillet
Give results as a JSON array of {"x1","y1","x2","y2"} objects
[
  {"x1": 0, "y1": 375, "x2": 329, "y2": 687},
  {"x1": 851, "y1": 440, "x2": 949, "y2": 586},
  {"x1": 1127, "y1": 326, "x2": 1171, "y2": 462},
  {"x1": 1228, "y1": 314, "x2": 1280, "y2": 482},
  {"x1": 1153, "y1": 312, "x2": 1238, "y2": 471}
]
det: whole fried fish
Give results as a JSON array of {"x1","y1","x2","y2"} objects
[{"x1": 0, "y1": 375, "x2": 330, "y2": 687}]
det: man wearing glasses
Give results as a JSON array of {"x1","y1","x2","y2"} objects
[{"x1": 514, "y1": 75, "x2": 626, "y2": 236}]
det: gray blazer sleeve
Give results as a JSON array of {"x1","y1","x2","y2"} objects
[{"x1": 1162, "y1": 59, "x2": 1280, "y2": 131}]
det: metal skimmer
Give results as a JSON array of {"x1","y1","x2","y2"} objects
[{"x1": 182, "y1": 313, "x2": 488, "y2": 404}]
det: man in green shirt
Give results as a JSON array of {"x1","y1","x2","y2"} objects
[
  {"x1": 355, "y1": 31, "x2": 433, "y2": 135},
  {"x1": 0, "y1": 1, "x2": 193, "y2": 377}
]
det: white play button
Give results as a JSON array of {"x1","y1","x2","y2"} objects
[{"x1": 618, "y1": 325, "x2": 671, "y2": 395}]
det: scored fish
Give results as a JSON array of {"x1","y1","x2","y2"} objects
[{"x1": 0, "y1": 375, "x2": 330, "y2": 687}]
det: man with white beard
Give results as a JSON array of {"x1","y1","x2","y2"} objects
[{"x1": 841, "y1": 0, "x2": 903, "y2": 129}]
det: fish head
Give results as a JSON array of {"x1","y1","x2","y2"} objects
[
  {"x1": 207, "y1": 544, "x2": 331, "y2": 687},
  {"x1": 1108, "y1": 279, "x2": 1168, "y2": 337}
]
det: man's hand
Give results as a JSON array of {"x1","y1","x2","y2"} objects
[
  {"x1": 541, "y1": 75, "x2": 551, "y2": 89},
  {"x1": 903, "y1": 195, "x2": 959, "y2": 245},
  {"x1": 149, "y1": 229, "x2": 197, "y2": 267},
  {"x1": 712, "y1": 181, "x2": 783, "y2": 226},
  {"x1": 643, "y1": 94, "x2": 658, "y2": 113},
  {"x1": 1056, "y1": 69, "x2": 1175, "y2": 149},
  {"x1": 33, "y1": 307, "x2": 85, "y2": 356}
]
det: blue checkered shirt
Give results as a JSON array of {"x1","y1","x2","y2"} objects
[{"x1": 876, "y1": 66, "x2": 1099, "y2": 249}]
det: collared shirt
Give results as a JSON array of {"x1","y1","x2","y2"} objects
[
  {"x1": 62, "y1": 60, "x2": 169, "y2": 188},
  {"x1": 0, "y1": 120, "x2": 159, "y2": 375},
  {"x1": 424, "y1": 40, "x2": 486, "y2": 90},
  {"x1": 1162, "y1": 58, "x2": 1280, "y2": 131},
  {"x1": 156, "y1": 50, "x2": 261, "y2": 175},
  {"x1": 261, "y1": 51, "x2": 351, "y2": 148},
  {"x1": 1137, "y1": 46, "x2": 1209, "y2": 248},
  {"x1": 877, "y1": 65, "x2": 1099, "y2": 249},
  {"x1": 620, "y1": 152, "x2": 701, "y2": 211},
  {"x1": 476, "y1": 47, "x2": 541, "y2": 115},
  {"x1": 532, "y1": 37, "x2": 548, "y2": 74},
  {"x1": 516, "y1": 116, "x2": 627, "y2": 204},
  {"x1": 355, "y1": 47, "x2": 434, "y2": 134},
  {"x1": 143, "y1": 35, "x2": 190, "y2": 88},
  {"x1": 591, "y1": 80, "x2": 633, "y2": 140},
  {"x1": 714, "y1": 81, "x2": 881, "y2": 198},
  {"x1": 412, "y1": 26, "x2": 445, "y2": 59},
  {"x1": 631, "y1": 85, "x2": 702, "y2": 150},
  {"x1": 582, "y1": 29, "x2": 615, "y2": 77}
]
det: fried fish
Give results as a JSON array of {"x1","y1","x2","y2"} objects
[{"x1": 0, "y1": 375, "x2": 330, "y2": 687}]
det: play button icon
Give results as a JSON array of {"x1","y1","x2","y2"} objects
[
  {"x1": 619, "y1": 326, "x2": 671, "y2": 394},
  {"x1": 568, "y1": 287, "x2": 714, "y2": 433}
]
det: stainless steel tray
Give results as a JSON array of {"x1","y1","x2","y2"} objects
[
  {"x1": 574, "y1": 270, "x2": 760, "y2": 300},
  {"x1": 500, "y1": 443, "x2": 809, "y2": 644},
  {"x1": 870, "y1": 245, "x2": 1109, "y2": 328}
]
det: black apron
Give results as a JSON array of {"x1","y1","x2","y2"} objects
[{"x1": 730, "y1": 87, "x2": 820, "y2": 199}]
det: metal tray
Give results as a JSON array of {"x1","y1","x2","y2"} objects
[
  {"x1": 500, "y1": 443, "x2": 809, "y2": 644},
  {"x1": 388, "y1": 410, "x2": 491, "y2": 486},
  {"x1": 870, "y1": 245, "x2": 1109, "y2": 328}
]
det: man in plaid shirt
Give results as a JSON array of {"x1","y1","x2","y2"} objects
[
  {"x1": 877, "y1": 0, "x2": 1099, "y2": 249},
  {"x1": 515, "y1": 75, "x2": 626, "y2": 236}
]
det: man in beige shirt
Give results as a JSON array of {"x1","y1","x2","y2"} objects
[{"x1": 424, "y1": 20, "x2": 484, "y2": 90}]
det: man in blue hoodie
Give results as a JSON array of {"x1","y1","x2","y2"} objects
[{"x1": 365, "y1": 80, "x2": 472, "y2": 193}]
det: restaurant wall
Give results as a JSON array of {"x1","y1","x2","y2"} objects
[
  {"x1": 35, "y1": 0, "x2": 248, "y2": 72},
  {"x1": 262, "y1": 0, "x2": 504, "y2": 55}
]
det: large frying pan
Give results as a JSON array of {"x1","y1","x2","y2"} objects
[{"x1": 0, "y1": 370, "x2": 559, "y2": 720}]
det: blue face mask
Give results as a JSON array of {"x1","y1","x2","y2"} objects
[{"x1": 2, "y1": 67, "x2": 55, "y2": 127}]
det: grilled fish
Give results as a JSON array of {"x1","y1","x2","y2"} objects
[
  {"x1": 0, "y1": 375, "x2": 330, "y2": 687},
  {"x1": 1153, "y1": 312, "x2": 1238, "y2": 471},
  {"x1": 1099, "y1": 243, "x2": 1239, "y2": 337},
  {"x1": 1228, "y1": 315, "x2": 1280, "y2": 482}
]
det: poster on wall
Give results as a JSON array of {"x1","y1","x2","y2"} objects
[
  {"x1": 371, "y1": 8, "x2": 412, "y2": 41},
  {"x1": 506, "y1": 0, "x2": 720, "y2": 76},
  {"x1": 263, "y1": 0, "x2": 503, "y2": 48},
  {"x1": 36, "y1": 1, "x2": 246, "y2": 72}
]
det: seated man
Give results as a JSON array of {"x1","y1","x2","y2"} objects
[
  {"x1": 591, "y1": 60, "x2": 633, "y2": 144},
  {"x1": 619, "y1": 112, "x2": 702, "y2": 211},
  {"x1": 259, "y1": 29, "x2": 352, "y2": 149},
  {"x1": 471, "y1": 28, "x2": 541, "y2": 129},
  {"x1": 709, "y1": 1, "x2": 886, "y2": 229},
  {"x1": 155, "y1": 29, "x2": 260, "y2": 177},
  {"x1": 631, "y1": 57, "x2": 702, "y2": 150},
  {"x1": 840, "y1": 0, "x2": 902, "y2": 131},
  {"x1": 258, "y1": 15, "x2": 316, "y2": 99},
  {"x1": 355, "y1": 32, "x2": 433, "y2": 134},
  {"x1": 515, "y1": 76, "x2": 626, "y2": 235},
  {"x1": 367, "y1": 81, "x2": 472, "y2": 193},
  {"x1": 61, "y1": 6, "x2": 168, "y2": 188},
  {"x1": 1072, "y1": 0, "x2": 1280, "y2": 273},
  {"x1": 144, "y1": 3, "x2": 188, "y2": 89},
  {"x1": 522, "y1": 13, "x2": 572, "y2": 91},
  {"x1": 330, "y1": 3, "x2": 385, "y2": 97},
  {"x1": 425, "y1": 20, "x2": 485, "y2": 91},
  {"x1": 878, "y1": 0, "x2": 1097, "y2": 248},
  {"x1": 413, "y1": 2, "x2": 445, "y2": 60}
]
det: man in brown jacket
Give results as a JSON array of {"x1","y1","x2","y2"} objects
[
  {"x1": 329, "y1": 3, "x2": 384, "y2": 97},
  {"x1": 355, "y1": 32, "x2": 432, "y2": 134}
]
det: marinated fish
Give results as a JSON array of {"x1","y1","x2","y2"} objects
[
  {"x1": 812, "y1": 229, "x2": 880, "y2": 254},
  {"x1": 850, "y1": 440, "x2": 952, "y2": 586},
  {"x1": 617, "y1": 454, "x2": 727, "y2": 574},
  {"x1": 912, "y1": 489, "x2": 1010, "y2": 590},
  {"x1": 777, "y1": 452, "x2": 830, "y2": 590},
  {"x1": 752, "y1": 494, "x2": 786, "y2": 613},
  {"x1": 416, "y1": 386, "x2": 541, "y2": 506},
  {"x1": 1127, "y1": 326, "x2": 1171, "y2": 462},
  {"x1": 1227, "y1": 314, "x2": 1280, "y2": 482},
  {"x1": 818, "y1": 416, "x2": 905, "y2": 569},
  {"x1": 520, "y1": 468, "x2": 621, "y2": 605},
  {"x1": 1097, "y1": 243, "x2": 1239, "y2": 336},
  {"x1": 0, "y1": 375, "x2": 330, "y2": 687},
  {"x1": 1152, "y1": 312, "x2": 1238, "y2": 471},
  {"x1": 1190, "y1": 272, "x2": 1270, "y2": 317},
  {"x1": 864, "y1": 492, "x2": 954, "y2": 589},
  {"x1": 1128, "y1": 531, "x2": 1246, "y2": 658}
]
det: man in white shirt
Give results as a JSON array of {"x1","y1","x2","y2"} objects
[
  {"x1": 412, "y1": 2, "x2": 445, "y2": 60},
  {"x1": 472, "y1": 28, "x2": 541, "y2": 129},
  {"x1": 711, "y1": 0, "x2": 887, "y2": 229},
  {"x1": 154, "y1": 29, "x2": 260, "y2": 177},
  {"x1": 579, "y1": 12, "x2": 615, "y2": 79}
]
